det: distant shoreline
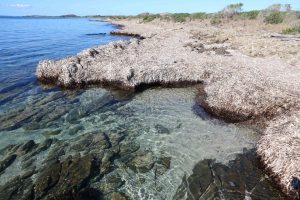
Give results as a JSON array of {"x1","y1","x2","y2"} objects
[{"x1": 0, "y1": 15, "x2": 104, "y2": 19}]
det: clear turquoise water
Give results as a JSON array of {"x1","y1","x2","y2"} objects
[{"x1": 0, "y1": 18, "x2": 285, "y2": 199}]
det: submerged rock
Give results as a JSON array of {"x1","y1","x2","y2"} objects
[
  {"x1": 0, "y1": 176, "x2": 34, "y2": 200},
  {"x1": 19, "y1": 140, "x2": 36, "y2": 154},
  {"x1": 0, "y1": 130, "x2": 151, "y2": 200},
  {"x1": 42, "y1": 129, "x2": 62, "y2": 137},
  {"x1": 99, "y1": 150, "x2": 115, "y2": 176},
  {"x1": 155, "y1": 124, "x2": 170, "y2": 134},
  {"x1": 107, "y1": 192, "x2": 129, "y2": 200},
  {"x1": 158, "y1": 157, "x2": 171, "y2": 169},
  {"x1": 0, "y1": 154, "x2": 17, "y2": 174},
  {"x1": 35, "y1": 161, "x2": 62, "y2": 199},
  {"x1": 173, "y1": 149, "x2": 286, "y2": 200},
  {"x1": 65, "y1": 125, "x2": 85, "y2": 136},
  {"x1": 127, "y1": 151, "x2": 155, "y2": 173},
  {"x1": 48, "y1": 188, "x2": 103, "y2": 200},
  {"x1": 34, "y1": 154, "x2": 99, "y2": 199},
  {"x1": 97, "y1": 173, "x2": 125, "y2": 195},
  {"x1": 34, "y1": 138, "x2": 56, "y2": 155}
]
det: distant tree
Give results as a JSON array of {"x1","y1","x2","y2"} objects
[
  {"x1": 284, "y1": 4, "x2": 292, "y2": 12},
  {"x1": 221, "y1": 3, "x2": 244, "y2": 18},
  {"x1": 60, "y1": 14, "x2": 79, "y2": 18},
  {"x1": 266, "y1": 4, "x2": 292, "y2": 12},
  {"x1": 137, "y1": 12, "x2": 150, "y2": 17},
  {"x1": 267, "y1": 4, "x2": 282, "y2": 11}
]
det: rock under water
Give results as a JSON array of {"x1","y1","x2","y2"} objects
[{"x1": 173, "y1": 149, "x2": 286, "y2": 200}]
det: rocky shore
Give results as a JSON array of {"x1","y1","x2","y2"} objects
[
  {"x1": 0, "y1": 134, "x2": 285, "y2": 199},
  {"x1": 0, "y1": 132, "x2": 152, "y2": 200},
  {"x1": 36, "y1": 18, "x2": 300, "y2": 199}
]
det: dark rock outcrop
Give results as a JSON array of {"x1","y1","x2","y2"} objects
[
  {"x1": 173, "y1": 149, "x2": 286, "y2": 200},
  {"x1": 0, "y1": 131, "x2": 162, "y2": 200}
]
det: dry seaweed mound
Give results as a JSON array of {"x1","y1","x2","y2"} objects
[{"x1": 257, "y1": 111, "x2": 300, "y2": 199}]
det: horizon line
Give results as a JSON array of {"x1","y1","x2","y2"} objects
[{"x1": 1, "y1": 9, "x2": 300, "y2": 18}]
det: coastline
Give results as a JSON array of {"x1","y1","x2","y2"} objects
[{"x1": 36, "y1": 18, "x2": 300, "y2": 199}]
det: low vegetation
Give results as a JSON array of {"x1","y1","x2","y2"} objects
[
  {"x1": 282, "y1": 25, "x2": 300, "y2": 34},
  {"x1": 264, "y1": 11, "x2": 284, "y2": 24},
  {"x1": 190, "y1": 12, "x2": 207, "y2": 20},
  {"x1": 142, "y1": 14, "x2": 160, "y2": 22},
  {"x1": 171, "y1": 13, "x2": 191, "y2": 22},
  {"x1": 140, "y1": 12, "x2": 208, "y2": 23},
  {"x1": 107, "y1": 15, "x2": 128, "y2": 20},
  {"x1": 240, "y1": 10, "x2": 260, "y2": 19},
  {"x1": 210, "y1": 16, "x2": 222, "y2": 25},
  {"x1": 101, "y1": 3, "x2": 300, "y2": 27}
]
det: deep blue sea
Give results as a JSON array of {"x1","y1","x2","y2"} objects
[
  {"x1": 0, "y1": 17, "x2": 126, "y2": 91},
  {"x1": 0, "y1": 17, "x2": 285, "y2": 199}
]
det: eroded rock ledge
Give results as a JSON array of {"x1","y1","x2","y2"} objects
[{"x1": 36, "y1": 19, "x2": 300, "y2": 199}]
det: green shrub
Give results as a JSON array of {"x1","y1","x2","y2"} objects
[
  {"x1": 210, "y1": 16, "x2": 222, "y2": 25},
  {"x1": 171, "y1": 13, "x2": 191, "y2": 22},
  {"x1": 282, "y1": 25, "x2": 300, "y2": 34},
  {"x1": 158, "y1": 14, "x2": 171, "y2": 21},
  {"x1": 191, "y1": 12, "x2": 207, "y2": 20},
  {"x1": 142, "y1": 14, "x2": 160, "y2": 22},
  {"x1": 297, "y1": 13, "x2": 300, "y2": 19},
  {"x1": 241, "y1": 10, "x2": 260, "y2": 19},
  {"x1": 109, "y1": 15, "x2": 127, "y2": 20},
  {"x1": 264, "y1": 11, "x2": 284, "y2": 24}
]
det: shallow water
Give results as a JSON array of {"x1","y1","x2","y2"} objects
[{"x1": 0, "y1": 18, "x2": 285, "y2": 199}]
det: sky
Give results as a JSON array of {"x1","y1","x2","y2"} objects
[{"x1": 0, "y1": 0, "x2": 299, "y2": 16}]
